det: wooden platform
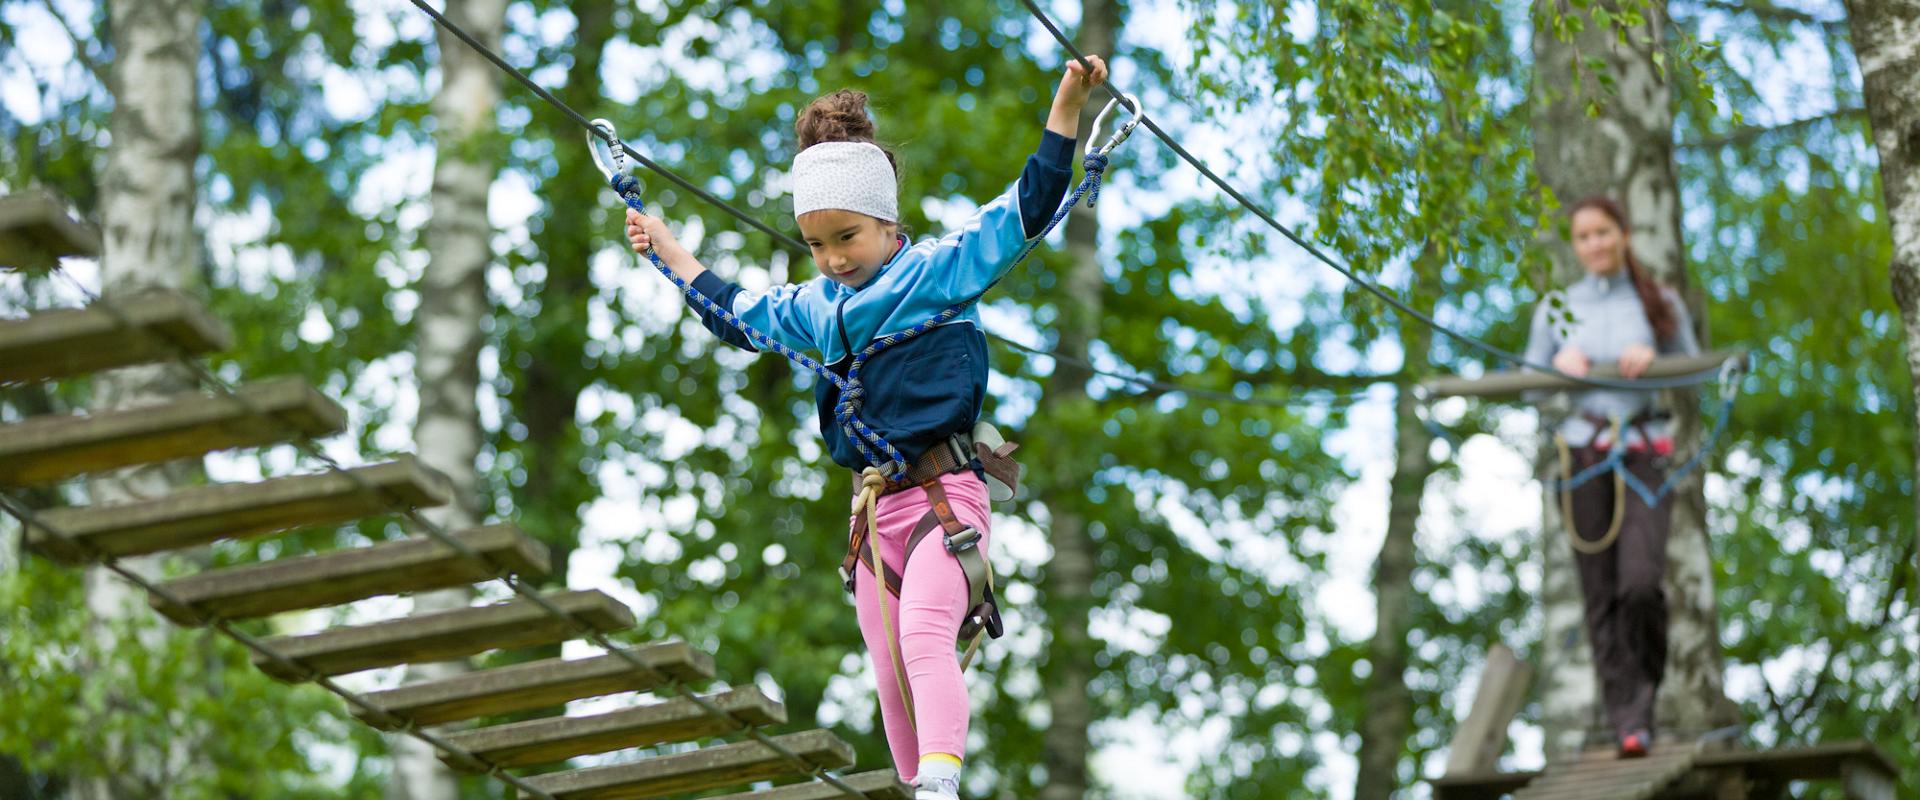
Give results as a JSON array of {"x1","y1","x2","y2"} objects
[
  {"x1": 1431, "y1": 740, "x2": 1898, "y2": 800},
  {"x1": 0, "y1": 290, "x2": 933, "y2": 800}
]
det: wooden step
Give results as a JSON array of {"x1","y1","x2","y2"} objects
[
  {"x1": 23, "y1": 457, "x2": 451, "y2": 565},
  {"x1": 0, "y1": 377, "x2": 347, "y2": 486},
  {"x1": 254, "y1": 589, "x2": 634, "y2": 682},
  {"x1": 1512, "y1": 743, "x2": 1700, "y2": 800},
  {"x1": 0, "y1": 191, "x2": 101, "y2": 271},
  {"x1": 0, "y1": 289, "x2": 233, "y2": 382},
  {"x1": 706, "y1": 771, "x2": 913, "y2": 800},
  {"x1": 517, "y1": 730, "x2": 854, "y2": 800},
  {"x1": 440, "y1": 686, "x2": 785, "y2": 771},
  {"x1": 353, "y1": 642, "x2": 715, "y2": 730},
  {"x1": 150, "y1": 524, "x2": 548, "y2": 625}
]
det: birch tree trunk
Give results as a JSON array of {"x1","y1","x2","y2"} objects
[
  {"x1": 73, "y1": 1, "x2": 205, "y2": 796},
  {"x1": 1844, "y1": 0, "x2": 1920, "y2": 557},
  {"x1": 389, "y1": 2, "x2": 506, "y2": 797},
  {"x1": 1037, "y1": 3, "x2": 1111, "y2": 796},
  {"x1": 1528, "y1": 0, "x2": 1736, "y2": 757},
  {"x1": 1354, "y1": 322, "x2": 1434, "y2": 800}
]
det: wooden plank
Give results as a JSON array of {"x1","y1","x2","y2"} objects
[
  {"x1": 150, "y1": 524, "x2": 548, "y2": 625},
  {"x1": 1693, "y1": 741, "x2": 1899, "y2": 784},
  {"x1": 23, "y1": 458, "x2": 451, "y2": 565},
  {"x1": 1841, "y1": 756, "x2": 1898, "y2": 800},
  {"x1": 517, "y1": 730, "x2": 854, "y2": 800},
  {"x1": 1444, "y1": 742, "x2": 1902, "y2": 800},
  {"x1": 353, "y1": 643, "x2": 715, "y2": 730},
  {"x1": 439, "y1": 687, "x2": 785, "y2": 771},
  {"x1": 1445, "y1": 643, "x2": 1533, "y2": 776},
  {"x1": 0, "y1": 377, "x2": 347, "y2": 486},
  {"x1": 1420, "y1": 351, "x2": 1746, "y2": 399},
  {"x1": 1511, "y1": 743, "x2": 1700, "y2": 800},
  {"x1": 0, "y1": 191, "x2": 101, "y2": 271},
  {"x1": 704, "y1": 770, "x2": 914, "y2": 800},
  {"x1": 254, "y1": 589, "x2": 633, "y2": 682},
  {"x1": 1432, "y1": 769, "x2": 1537, "y2": 800},
  {"x1": 0, "y1": 289, "x2": 233, "y2": 382}
]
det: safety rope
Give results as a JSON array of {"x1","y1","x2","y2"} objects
[
  {"x1": 1557, "y1": 418, "x2": 1628, "y2": 555},
  {"x1": 1014, "y1": 0, "x2": 1731, "y2": 394},
  {"x1": 1547, "y1": 392, "x2": 1739, "y2": 507},
  {"x1": 852, "y1": 467, "x2": 919, "y2": 730},
  {"x1": 592, "y1": 107, "x2": 1137, "y2": 475}
]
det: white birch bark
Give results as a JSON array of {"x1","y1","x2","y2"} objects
[
  {"x1": 1037, "y1": 3, "x2": 1110, "y2": 796},
  {"x1": 1529, "y1": 0, "x2": 1736, "y2": 758},
  {"x1": 1845, "y1": 0, "x2": 1920, "y2": 569},
  {"x1": 74, "y1": 0, "x2": 205, "y2": 796},
  {"x1": 387, "y1": 2, "x2": 507, "y2": 797}
]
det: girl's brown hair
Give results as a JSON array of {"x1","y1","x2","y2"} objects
[
  {"x1": 795, "y1": 89, "x2": 899, "y2": 176},
  {"x1": 1568, "y1": 195, "x2": 1680, "y2": 342}
]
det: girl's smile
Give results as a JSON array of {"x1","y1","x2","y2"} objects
[{"x1": 799, "y1": 209, "x2": 903, "y2": 288}]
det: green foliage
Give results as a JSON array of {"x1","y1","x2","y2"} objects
[
  {"x1": 0, "y1": 554, "x2": 382, "y2": 797},
  {"x1": 1669, "y1": 1, "x2": 1917, "y2": 791},
  {"x1": 6, "y1": 1, "x2": 1909, "y2": 798}
]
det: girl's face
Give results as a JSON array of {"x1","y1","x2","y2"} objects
[
  {"x1": 798, "y1": 209, "x2": 901, "y2": 288},
  {"x1": 1570, "y1": 207, "x2": 1628, "y2": 276}
]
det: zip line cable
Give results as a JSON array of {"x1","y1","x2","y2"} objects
[
  {"x1": 12, "y1": 262, "x2": 878, "y2": 800},
  {"x1": 1015, "y1": 0, "x2": 1741, "y2": 392},
  {"x1": 406, "y1": 0, "x2": 1400, "y2": 412}
]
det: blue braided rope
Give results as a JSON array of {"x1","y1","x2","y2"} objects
[
  {"x1": 834, "y1": 153, "x2": 1111, "y2": 474},
  {"x1": 1621, "y1": 394, "x2": 1736, "y2": 506},
  {"x1": 610, "y1": 174, "x2": 888, "y2": 468},
  {"x1": 612, "y1": 150, "x2": 1113, "y2": 474},
  {"x1": 1547, "y1": 394, "x2": 1737, "y2": 506}
]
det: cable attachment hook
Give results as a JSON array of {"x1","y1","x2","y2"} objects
[
  {"x1": 589, "y1": 118, "x2": 646, "y2": 210},
  {"x1": 1088, "y1": 92, "x2": 1144, "y2": 158},
  {"x1": 587, "y1": 118, "x2": 628, "y2": 180},
  {"x1": 1717, "y1": 355, "x2": 1746, "y2": 403}
]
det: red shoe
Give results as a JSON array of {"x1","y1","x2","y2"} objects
[{"x1": 1618, "y1": 729, "x2": 1650, "y2": 758}]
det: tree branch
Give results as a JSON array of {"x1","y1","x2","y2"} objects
[
  {"x1": 1678, "y1": 106, "x2": 1865, "y2": 150},
  {"x1": 38, "y1": 0, "x2": 108, "y2": 87},
  {"x1": 1679, "y1": 0, "x2": 1848, "y2": 30}
]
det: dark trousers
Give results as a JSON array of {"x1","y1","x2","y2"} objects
[{"x1": 1567, "y1": 446, "x2": 1670, "y2": 737}]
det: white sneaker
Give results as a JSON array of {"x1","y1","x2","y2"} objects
[{"x1": 914, "y1": 775, "x2": 960, "y2": 799}]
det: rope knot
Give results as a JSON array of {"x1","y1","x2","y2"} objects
[
  {"x1": 852, "y1": 466, "x2": 889, "y2": 513},
  {"x1": 611, "y1": 175, "x2": 643, "y2": 207},
  {"x1": 1081, "y1": 153, "x2": 1110, "y2": 208}
]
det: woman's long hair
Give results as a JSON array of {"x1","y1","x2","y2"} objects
[{"x1": 1569, "y1": 195, "x2": 1679, "y2": 342}]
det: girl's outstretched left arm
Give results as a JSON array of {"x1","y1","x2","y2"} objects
[
  {"x1": 1046, "y1": 55, "x2": 1108, "y2": 140},
  {"x1": 898, "y1": 56, "x2": 1113, "y2": 309},
  {"x1": 629, "y1": 209, "x2": 822, "y2": 354}
]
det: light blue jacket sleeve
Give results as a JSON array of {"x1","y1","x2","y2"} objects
[
  {"x1": 729, "y1": 279, "x2": 828, "y2": 354},
  {"x1": 889, "y1": 181, "x2": 1036, "y2": 308},
  {"x1": 1524, "y1": 298, "x2": 1561, "y2": 370},
  {"x1": 687, "y1": 269, "x2": 826, "y2": 355}
]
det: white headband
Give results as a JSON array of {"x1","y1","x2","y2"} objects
[{"x1": 792, "y1": 141, "x2": 898, "y2": 223}]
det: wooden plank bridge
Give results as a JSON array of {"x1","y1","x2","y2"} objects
[{"x1": 1, "y1": 199, "x2": 908, "y2": 798}]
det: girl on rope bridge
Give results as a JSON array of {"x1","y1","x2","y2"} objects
[
  {"x1": 1525, "y1": 195, "x2": 1701, "y2": 759},
  {"x1": 625, "y1": 57, "x2": 1110, "y2": 798}
]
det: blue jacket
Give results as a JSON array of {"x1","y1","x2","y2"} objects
[{"x1": 686, "y1": 130, "x2": 1078, "y2": 469}]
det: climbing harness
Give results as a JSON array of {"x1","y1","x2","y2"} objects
[
  {"x1": 838, "y1": 425, "x2": 1012, "y2": 640},
  {"x1": 1550, "y1": 357, "x2": 1745, "y2": 553},
  {"x1": 588, "y1": 97, "x2": 1139, "y2": 478},
  {"x1": 1557, "y1": 416, "x2": 1628, "y2": 555},
  {"x1": 844, "y1": 435, "x2": 1009, "y2": 730},
  {"x1": 590, "y1": 96, "x2": 1139, "y2": 716}
]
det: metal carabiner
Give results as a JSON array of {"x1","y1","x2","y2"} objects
[
  {"x1": 1717, "y1": 355, "x2": 1745, "y2": 403},
  {"x1": 1088, "y1": 92, "x2": 1144, "y2": 158},
  {"x1": 586, "y1": 118, "x2": 627, "y2": 182}
]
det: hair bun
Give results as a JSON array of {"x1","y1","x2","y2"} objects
[{"x1": 797, "y1": 89, "x2": 877, "y2": 149}]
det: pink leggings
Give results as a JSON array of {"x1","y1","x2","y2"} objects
[{"x1": 849, "y1": 471, "x2": 991, "y2": 783}]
